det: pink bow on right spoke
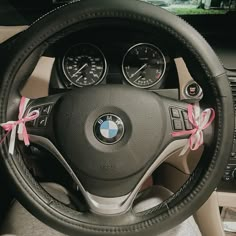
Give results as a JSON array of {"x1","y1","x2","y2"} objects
[{"x1": 172, "y1": 104, "x2": 215, "y2": 155}]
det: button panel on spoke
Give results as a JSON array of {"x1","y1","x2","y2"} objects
[
  {"x1": 170, "y1": 107, "x2": 192, "y2": 131},
  {"x1": 27, "y1": 103, "x2": 54, "y2": 129}
]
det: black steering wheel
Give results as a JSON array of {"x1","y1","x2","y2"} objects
[{"x1": 0, "y1": 0, "x2": 234, "y2": 235}]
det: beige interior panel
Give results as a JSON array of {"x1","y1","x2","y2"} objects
[
  {"x1": 21, "y1": 57, "x2": 55, "y2": 98},
  {"x1": 194, "y1": 192, "x2": 225, "y2": 236},
  {"x1": 0, "y1": 26, "x2": 54, "y2": 98},
  {"x1": 174, "y1": 57, "x2": 196, "y2": 100},
  {"x1": 0, "y1": 26, "x2": 28, "y2": 43},
  {"x1": 165, "y1": 146, "x2": 203, "y2": 174},
  {"x1": 217, "y1": 192, "x2": 236, "y2": 208}
]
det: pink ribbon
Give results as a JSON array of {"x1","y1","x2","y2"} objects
[
  {"x1": 0, "y1": 97, "x2": 39, "y2": 154},
  {"x1": 172, "y1": 104, "x2": 215, "y2": 155}
]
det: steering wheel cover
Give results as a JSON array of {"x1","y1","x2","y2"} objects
[{"x1": 0, "y1": 0, "x2": 234, "y2": 235}]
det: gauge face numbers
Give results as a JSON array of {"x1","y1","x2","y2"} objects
[
  {"x1": 62, "y1": 43, "x2": 107, "y2": 87},
  {"x1": 122, "y1": 43, "x2": 166, "y2": 88}
]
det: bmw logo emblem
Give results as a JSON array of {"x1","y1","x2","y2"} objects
[{"x1": 94, "y1": 114, "x2": 125, "y2": 144}]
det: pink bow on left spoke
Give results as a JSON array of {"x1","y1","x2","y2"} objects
[
  {"x1": 172, "y1": 104, "x2": 215, "y2": 155},
  {"x1": 0, "y1": 97, "x2": 39, "y2": 154}
]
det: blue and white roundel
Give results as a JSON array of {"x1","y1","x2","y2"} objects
[
  {"x1": 100, "y1": 120, "x2": 119, "y2": 139},
  {"x1": 94, "y1": 114, "x2": 124, "y2": 144}
]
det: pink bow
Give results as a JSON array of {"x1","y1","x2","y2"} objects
[
  {"x1": 172, "y1": 104, "x2": 215, "y2": 155},
  {"x1": 0, "y1": 97, "x2": 39, "y2": 154}
]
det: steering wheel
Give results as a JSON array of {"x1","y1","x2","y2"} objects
[{"x1": 0, "y1": 0, "x2": 234, "y2": 235}]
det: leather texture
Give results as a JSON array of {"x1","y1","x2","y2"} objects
[{"x1": 0, "y1": 0, "x2": 234, "y2": 235}]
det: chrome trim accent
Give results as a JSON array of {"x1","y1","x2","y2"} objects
[{"x1": 29, "y1": 135, "x2": 187, "y2": 215}]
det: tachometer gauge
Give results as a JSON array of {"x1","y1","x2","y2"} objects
[
  {"x1": 122, "y1": 43, "x2": 166, "y2": 88},
  {"x1": 62, "y1": 43, "x2": 107, "y2": 87}
]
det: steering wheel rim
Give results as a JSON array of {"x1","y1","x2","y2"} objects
[{"x1": 0, "y1": 0, "x2": 234, "y2": 235}]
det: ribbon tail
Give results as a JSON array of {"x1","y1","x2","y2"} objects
[
  {"x1": 18, "y1": 123, "x2": 23, "y2": 140},
  {"x1": 9, "y1": 125, "x2": 17, "y2": 155},
  {"x1": 18, "y1": 97, "x2": 30, "y2": 140},
  {"x1": 22, "y1": 125, "x2": 30, "y2": 146}
]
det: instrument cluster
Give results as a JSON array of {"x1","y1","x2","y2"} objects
[{"x1": 58, "y1": 42, "x2": 169, "y2": 89}]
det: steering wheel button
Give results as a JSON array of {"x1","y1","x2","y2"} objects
[
  {"x1": 173, "y1": 119, "x2": 183, "y2": 130},
  {"x1": 185, "y1": 82, "x2": 202, "y2": 98},
  {"x1": 184, "y1": 120, "x2": 193, "y2": 130},
  {"x1": 29, "y1": 106, "x2": 41, "y2": 115},
  {"x1": 41, "y1": 104, "x2": 52, "y2": 115},
  {"x1": 38, "y1": 116, "x2": 48, "y2": 127},
  {"x1": 182, "y1": 110, "x2": 188, "y2": 120},
  {"x1": 171, "y1": 108, "x2": 180, "y2": 118}
]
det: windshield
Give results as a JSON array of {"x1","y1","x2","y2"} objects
[{"x1": 143, "y1": 0, "x2": 236, "y2": 14}]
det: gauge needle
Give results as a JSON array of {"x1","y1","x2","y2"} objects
[
  {"x1": 130, "y1": 64, "x2": 147, "y2": 78},
  {"x1": 72, "y1": 63, "x2": 88, "y2": 77},
  {"x1": 75, "y1": 75, "x2": 83, "y2": 83},
  {"x1": 134, "y1": 75, "x2": 143, "y2": 83}
]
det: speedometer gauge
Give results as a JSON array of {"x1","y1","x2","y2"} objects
[
  {"x1": 62, "y1": 43, "x2": 107, "y2": 87},
  {"x1": 122, "y1": 43, "x2": 166, "y2": 88}
]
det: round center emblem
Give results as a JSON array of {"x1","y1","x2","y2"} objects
[{"x1": 94, "y1": 114, "x2": 124, "y2": 144}]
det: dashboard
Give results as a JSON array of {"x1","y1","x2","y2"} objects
[
  {"x1": 60, "y1": 42, "x2": 166, "y2": 89},
  {"x1": 49, "y1": 27, "x2": 179, "y2": 93}
]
